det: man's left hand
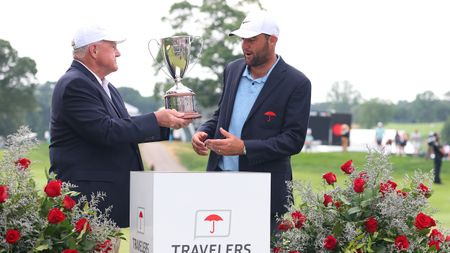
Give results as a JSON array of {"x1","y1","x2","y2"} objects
[{"x1": 204, "y1": 128, "x2": 245, "y2": 156}]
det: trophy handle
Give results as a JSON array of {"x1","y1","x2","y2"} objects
[
  {"x1": 186, "y1": 36, "x2": 203, "y2": 76},
  {"x1": 148, "y1": 39, "x2": 172, "y2": 79}
]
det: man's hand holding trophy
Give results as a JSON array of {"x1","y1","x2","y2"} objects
[{"x1": 149, "y1": 35, "x2": 203, "y2": 119}]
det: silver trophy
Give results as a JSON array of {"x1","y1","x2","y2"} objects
[{"x1": 148, "y1": 35, "x2": 203, "y2": 119}]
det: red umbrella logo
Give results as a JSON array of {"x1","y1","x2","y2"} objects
[
  {"x1": 264, "y1": 111, "x2": 276, "y2": 122},
  {"x1": 138, "y1": 211, "x2": 144, "y2": 232},
  {"x1": 204, "y1": 214, "x2": 223, "y2": 234}
]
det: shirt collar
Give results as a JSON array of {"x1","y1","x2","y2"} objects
[
  {"x1": 75, "y1": 60, "x2": 107, "y2": 86},
  {"x1": 243, "y1": 55, "x2": 280, "y2": 83}
]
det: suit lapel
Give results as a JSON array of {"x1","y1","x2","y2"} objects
[
  {"x1": 109, "y1": 86, "x2": 128, "y2": 118},
  {"x1": 246, "y1": 58, "x2": 286, "y2": 122},
  {"x1": 72, "y1": 61, "x2": 124, "y2": 118}
]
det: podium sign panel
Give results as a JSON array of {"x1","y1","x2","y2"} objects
[{"x1": 130, "y1": 172, "x2": 271, "y2": 253}]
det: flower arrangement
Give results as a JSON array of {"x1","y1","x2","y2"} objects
[
  {"x1": 0, "y1": 126, "x2": 121, "y2": 253},
  {"x1": 272, "y1": 149, "x2": 450, "y2": 253}
]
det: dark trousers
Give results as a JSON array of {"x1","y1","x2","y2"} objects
[{"x1": 434, "y1": 158, "x2": 442, "y2": 183}]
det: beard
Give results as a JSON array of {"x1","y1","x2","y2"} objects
[{"x1": 244, "y1": 40, "x2": 271, "y2": 67}]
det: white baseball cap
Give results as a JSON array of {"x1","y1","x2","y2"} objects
[
  {"x1": 71, "y1": 24, "x2": 126, "y2": 49},
  {"x1": 229, "y1": 10, "x2": 279, "y2": 38}
]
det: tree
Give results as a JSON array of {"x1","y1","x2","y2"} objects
[
  {"x1": 411, "y1": 91, "x2": 440, "y2": 122},
  {"x1": 326, "y1": 80, "x2": 362, "y2": 113},
  {"x1": 117, "y1": 87, "x2": 160, "y2": 113},
  {"x1": 444, "y1": 90, "x2": 450, "y2": 101},
  {"x1": 0, "y1": 39, "x2": 37, "y2": 136},
  {"x1": 25, "y1": 82, "x2": 54, "y2": 139},
  {"x1": 154, "y1": 0, "x2": 262, "y2": 109},
  {"x1": 353, "y1": 98, "x2": 394, "y2": 128},
  {"x1": 392, "y1": 100, "x2": 415, "y2": 123}
]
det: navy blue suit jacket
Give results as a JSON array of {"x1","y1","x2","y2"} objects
[
  {"x1": 198, "y1": 57, "x2": 311, "y2": 215},
  {"x1": 49, "y1": 60, "x2": 169, "y2": 227}
]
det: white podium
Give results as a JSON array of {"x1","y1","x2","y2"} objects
[{"x1": 130, "y1": 171, "x2": 271, "y2": 253}]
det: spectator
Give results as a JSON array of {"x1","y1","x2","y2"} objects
[
  {"x1": 341, "y1": 124, "x2": 350, "y2": 152},
  {"x1": 427, "y1": 132, "x2": 436, "y2": 160},
  {"x1": 398, "y1": 131, "x2": 408, "y2": 156},
  {"x1": 394, "y1": 130, "x2": 401, "y2": 155},
  {"x1": 410, "y1": 129, "x2": 421, "y2": 156},
  {"x1": 430, "y1": 132, "x2": 444, "y2": 184},
  {"x1": 304, "y1": 128, "x2": 314, "y2": 152},
  {"x1": 375, "y1": 122, "x2": 385, "y2": 147}
]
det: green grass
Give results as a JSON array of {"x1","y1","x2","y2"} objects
[{"x1": 384, "y1": 122, "x2": 443, "y2": 136}]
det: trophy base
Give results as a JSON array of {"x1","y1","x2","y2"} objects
[{"x1": 164, "y1": 92, "x2": 200, "y2": 119}]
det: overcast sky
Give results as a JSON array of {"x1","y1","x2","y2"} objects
[{"x1": 1, "y1": 0, "x2": 449, "y2": 104}]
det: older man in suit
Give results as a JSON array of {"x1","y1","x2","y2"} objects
[
  {"x1": 191, "y1": 11, "x2": 311, "y2": 234},
  {"x1": 50, "y1": 24, "x2": 192, "y2": 228}
]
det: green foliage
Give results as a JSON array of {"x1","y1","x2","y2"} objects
[
  {"x1": 318, "y1": 88, "x2": 449, "y2": 127},
  {"x1": 353, "y1": 98, "x2": 394, "y2": 128},
  {"x1": 410, "y1": 91, "x2": 442, "y2": 123},
  {"x1": 26, "y1": 82, "x2": 54, "y2": 139},
  {"x1": 0, "y1": 39, "x2": 38, "y2": 136},
  {"x1": 117, "y1": 87, "x2": 160, "y2": 113},
  {"x1": 273, "y1": 150, "x2": 449, "y2": 252},
  {"x1": 326, "y1": 81, "x2": 362, "y2": 113},
  {"x1": 0, "y1": 127, "x2": 121, "y2": 252}
]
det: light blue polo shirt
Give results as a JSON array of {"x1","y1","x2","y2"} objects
[{"x1": 219, "y1": 56, "x2": 280, "y2": 171}]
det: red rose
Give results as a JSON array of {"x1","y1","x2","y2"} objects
[
  {"x1": 323, "y1": 235, "x2": 337, "y2": 250},
  {"x1": 418, "y1": 183, "x2": 430, "y2": 198},
  {"x1": 358, "y1": 172, "x2": 367, "y2": 179},
  {"x1": 278, "y1": 219, "x2": 293, "y2": 231},
  {"x1": 365, "y1": 217, "x2": 378, "y2": 233},
  {"x1": 428, "y1": 240, "x2": 441, "y2": 251},
  {"x1": 334, "y1": 201, "x2": 341, "y2": 208},
  {"x1": 5, "y1": 229, "x2": 21, "y2": 244},
  {"x1": 322, "y1": 172, "x2": 337, "y2": 185},
  {"x1": 446, "y1": 235, "x2": 450, "y2": 242},
  {"x1": 75, "y1": 218, "x2": 92, "y2": 233},
  {"x1": 63, "y1": 195, "x2": 76, "y2": 210},
  {"x1": 273, "y1": 247, "x2": 281, "y2": 253},
  {"x1": 15, "y1": 157, "x2": 31, "y2": 169},
  {"x1": 48, "y1": 207, "x2": 66, "y2": 224},
  {"x1": 62, "y1": 250, "x2": 79, "y2": 253},
  {"x1": 44, "y1": 179, "x2": 62, "y2": 197},
  {"x1": 353, "y1": 177, "x2": 365, "y2": 193},
  {"x1": 379, "y1": 180, "x2": 397, "y2": 195},
  {"x1": 428, "y1": 229, "x2": 445, "y2": 250},
  {"x1": 394, "y1": 235, "x2": 409, "y2": 250},
  {"x1": 95, "y1": 239, "x2": 113, "y2": 252},
  {"x1": 289, "y1": 251, "x2": 301, "y2": 253},
  {"x1": 323, "y1": 194, "x2": 333, "y2": 207},
  {"x1": 0, "y1": 185, "x2": 8, "y2": 203},
  {"x1": 396, "y1": 189, "x2": 408, "y2": 197},
  {"x1": 340, "y1": 159, "x2": 354, "y2": 174},
  {"x1": 292, "y1": 211, "x2": 306, "y2": 229},
  {"x1": 414, "y1": 212, "x2": 436, "y2": 230}
]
